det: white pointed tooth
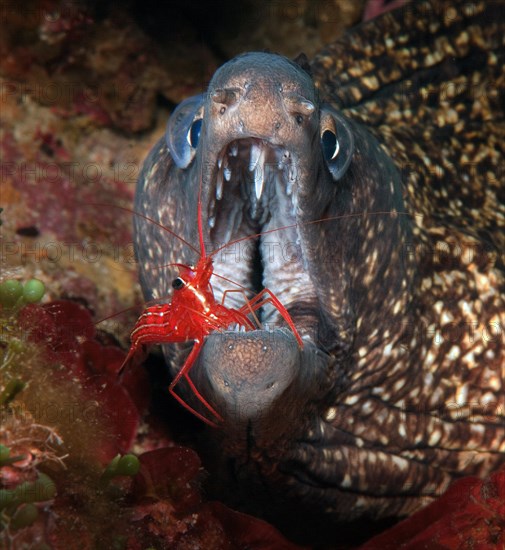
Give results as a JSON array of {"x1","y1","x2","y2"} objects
[
  {"x1": 279, "y1": 150, "x2": 290, "y2": 170},
  {"x1": 291, "y1": 192, "x2": 298, "y2": 216},
  {"x1": 254, "y1": 164, "x2": 264, "y2": 200},
  {"x1": 224, "y1": 166, "x2": 231, "y2": 181},
  {"x1": 216, "y1": 177, "x2": 224, "y2": 200},
  {"x1": 289, "y1": 165, "x2": 297, "y2": 183},
  {"x1": 217, "y1": 157, "x2": 222, "y2": 169},
  {"x1": 230, "y1": 143, "x2": 238, "y2": 156},
  {"x1": 208, "y1": 215, "x2": 215, "y2": 228},
  {"x1": 225, "y1": 219, "x2": 233, "y2": 241},
  {"x1": 249, "y1": 143, "x2": 261, "y2": 171}
]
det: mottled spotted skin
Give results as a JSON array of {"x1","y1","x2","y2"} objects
[
  {"x1": 133, "y1": 0, "x2": 505, "y2": 535},
  {"x1": 300, "y1": 0, "x2": 505, "y2": 519}
]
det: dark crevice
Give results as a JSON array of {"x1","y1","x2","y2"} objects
[
  {"x1": 16, "y1": 226, "x2": 40, "y2": 237},
  {"x1": 155, "y1": 92, "x2": 177, "y2": 111},
  {"x1": 251, "y1": 238, "x2": 264, "y2": 296}
]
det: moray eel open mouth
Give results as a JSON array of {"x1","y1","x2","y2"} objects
[
  {"x1": 186, "y1": 112, "x2": 333, "y2": 423},
  {"x1": 162, "y1": 52, "x2": 354, "y2": 342},
  {"x1": 205, "y1": 137, "x2": 306, "y2": 322}
]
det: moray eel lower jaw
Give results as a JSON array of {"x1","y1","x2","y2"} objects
[{"x1": 193, "y1": 329, "x2": 332, "y2": 431}]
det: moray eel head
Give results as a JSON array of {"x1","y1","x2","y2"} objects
[
  {"x1": 135, "y1": 50, "x2": 417, "y2": 524},
  {"x1": 160, "y1": 53, "x2": 365, "y2": 428}
]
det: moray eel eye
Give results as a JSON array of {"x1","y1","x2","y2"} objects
[
  {"x1": 187, "y1": 118, "x2": 202, "y2": 148},
  {"x1": 319, "y1": 106, "x2": 354, "y2": 181},
  {"x1": 172, "y1": 277, "x2": 185, "y2": 290},
  {"x1": 165, "y1": 93, "x2": 204, "y2": 168},
  {"x1": 321, "y1": 129, "x2": 340, "y2": 161}
]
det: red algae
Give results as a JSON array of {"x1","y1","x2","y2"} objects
[
  {"x1": 359, "y1": 470, "x2": 505, "y2": 549},
  {"x1": 1, "y1": 291, "x2": 306, "y2": 548}
]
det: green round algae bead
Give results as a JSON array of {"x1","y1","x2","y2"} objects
[
  {"x1": 104, "y1": 454, "x2": 121, "y2": 476},
  {"x1": 0, "y1": 379, "x2": 26, "y2": 406},
  {"x1": 13, "y1": 481, "x2": 35, "y2": 503},
  {"x1": 14, "y1": 474, "x2": 56, "y2": 504},
  {"x1": 22, "y1": 279, "x2": 46, "y2": 303},
  {"x1": 0, "y1": 280, "x2": 23, "y2": 308},
  {"x1": 0, "y1": 445, "x2": 10, "y2": 462},
  {"x1": 10, "y1": 503, "x2": 39, "y2": 530},
  {"x1": 117, "y1": 454, "x2": 140, "y2": 476},
  {"x1": 32, "y1": 473, "x2": 56, "y2": 501}
]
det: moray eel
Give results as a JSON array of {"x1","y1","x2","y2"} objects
[{"x1": 133, "y1": 0, "x2": 505, "y2": 538}]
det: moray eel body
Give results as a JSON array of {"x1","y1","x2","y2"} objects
[{"x1": 134, "y1": 0, "x2": 505, "y2": 538}]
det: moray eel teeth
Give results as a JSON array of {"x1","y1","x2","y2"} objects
[{"x1": 211, "y1": 138, "x2": 299, "y2": 228}]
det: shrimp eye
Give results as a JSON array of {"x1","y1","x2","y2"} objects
[
  {"x1": 321, "y1": 129, "x2": 339, "y2": 161},
  {"x1": 172, "y1": 277, "x2": 185, "y2": 290},
  {"x1": 187, "y1": 118, "x2": 202, "y2": 148}
]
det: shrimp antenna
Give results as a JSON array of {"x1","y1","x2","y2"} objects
[
  {"x1": 197, "y1": 172, "x2": 206, "y2": 258},
  {"x1": 209, "y1": 210, "x2": 412, "y2": 257},
  {"x1": 84, "y1": 202, "x2": 201, "y2": 256}
]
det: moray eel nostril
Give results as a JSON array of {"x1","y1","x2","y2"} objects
[{"x1": 133, "y1": 0, "x2": 505, "y2": 541}]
